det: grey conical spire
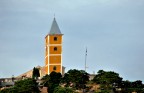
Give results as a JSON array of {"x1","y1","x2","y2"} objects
[{"x1": 49, "y1": 18, "x2": 62, "y2": 35}]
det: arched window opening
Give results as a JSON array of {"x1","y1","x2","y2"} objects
[
  {"x1": 54, "y1": 47, "x2": 57, "y2": 51},
  {"x1": 54, "y1": 37, "x2": 57, "y2": 41},
  {"x1": 53, "y1": 66, "x2": 57, "y2": 70}
]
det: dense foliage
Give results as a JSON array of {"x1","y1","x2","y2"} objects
[
  {"x1": 1, "y1": 69, "x2": 144, "y2": 93},
  {"x1": 53, "y1": 86, "x2": 74, "y2": 93},
  {"x1": 62, "y1": 69, "x2": 89, "y2": 89},
  {"x1": 118, "y1": 80, "x2": 144, "y2": 93},
  {"x1": 93, "y1": 70, "x2": 122, "y2": 84},
  {"x1": 32, "y1": 67, "x2": 40, "y2": 79},
  {"x1": 93, "y1": 70, "x2": 122, "y2": 92},
  {"x1": 41, "y1": 69, "x2": 89, "y2": 92},
  {"x1": 0, "y1": 78, "x2": 39, "y2": 93},
  {"x1": 42, "y1": 71, "x2": 62, "y2": 93}
]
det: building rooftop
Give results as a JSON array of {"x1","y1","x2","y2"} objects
[{"x1": 48, "y1": 18, "x2": 62, "y2": 35}]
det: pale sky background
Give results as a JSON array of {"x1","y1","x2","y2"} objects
[{"x1": 0, "y1": 0, "x2": 144, "y2": 82}]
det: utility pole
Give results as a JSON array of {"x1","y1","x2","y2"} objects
[
  {"x1": 85, "y1": 47, "x2": 87, "y2": 72},
  {"x1": 83, "y1": 47, "x2": 87, "y2": 93}
]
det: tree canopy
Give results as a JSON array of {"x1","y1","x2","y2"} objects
[
  {"x1": 62, "y1": 69, "x2": 89, "y2": 89},
  {"x1": 53, "y1": 86, "x2": 74, "y2": 93},
  {"x1": 92, "y1": 70, "x2": 122, "y2": 92},
  {"x1": 32, "y1": 67, "x2": 40, "y2": 79},
  {"x1": 0, "y1": 78, "x2": 39, "y2": 93},
  {"x1": 118, "y1": 80, "x2": 144, "y2": 93},
  {"x1": 93, "y1": 70, "x2": 122, "y2": 85},
  {"x1": 1, "y1": 69, "x2": 144, "y2": 93},
  {"x1": 42, "y1": 71, "x2": 62, "y2": 93}
]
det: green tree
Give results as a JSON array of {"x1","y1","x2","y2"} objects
[
  {"x1": 131, "y1": 80, "x2": 143, "y2": 88},
  {"x1": 14, "y1": 78, "x2": 39, "y2": 93},
  {"x1": 32, "y1": 67, "x2": 40, "y2": 79},
  {"x1": 62, "y1": 69, "x2": 89, "y2": 89},
  {"x1": 93, "y1": 70, "x2": 122, "y2": 92},
  {"x1": 120, "y1": 80, "x2": 144, "y2": 93},
  {"x1": 93, "y1": 70, "x2": 122, "y2": 84},
  {"x1": 0, "y1": 78, "x2": 40, "y2": 93},
  {"x1": 53, "y1": 86, "x2": 74, "y2": 93},
  {"x1": 41, "y1": 74, "x2": 50, "y2": 86},
  {"x1": 0, "y1": 87, "x2": 17, "y2": 93},
  {"x1": 42, "y1": 71, "x2": 62, "y2": 93}
]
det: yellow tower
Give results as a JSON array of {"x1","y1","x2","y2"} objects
[{"x1": 45, "y1": 18, "x2": 63, "y2": 74}]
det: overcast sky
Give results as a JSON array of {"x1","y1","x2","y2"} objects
[{"x1": 0, "y1": 0, "x2": 144, "y2": 81}]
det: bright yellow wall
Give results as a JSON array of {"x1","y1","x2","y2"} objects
[
  {"x1": 49, "y1": 65, "x2": 61, "y2": 73},
  {"x1": 45, "y1": 35, "x2": 62, "y2": 74},
  {"x1": 45, "y1": 57, "x2": 48, "y2": 65},
  {"x1": 45, "y1": 47, "x2": 48, "y2": 56},
  {"x1": 49, "y1": 35, "x2": 62, "y2": 44},
  {"x1": 49, "y1": 46, "x2": 62, "y2": 54},
  {"x1": 45, "y1": 35, "x2": 48, "y2": 45},
  {"x1": 49, "y1": 56, "x2": 61, "y2": 64},
  {"x1": 45, "y1": 66, "x2": 48, "y2": 74}
]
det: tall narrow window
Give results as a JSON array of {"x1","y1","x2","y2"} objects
[
  {"x1": 54, "y1": 37, "x2": 57, "y2": 41},
  {"x1": 53, "y1": 66, "x2": 57, "y2": 70},
  {"x1": 54, "y1": 47, "x2": 57, "y2": 51}
]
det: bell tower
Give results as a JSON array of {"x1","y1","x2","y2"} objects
[{"x1": 45, "y1": 18, "x2": 63, "y2": 74}]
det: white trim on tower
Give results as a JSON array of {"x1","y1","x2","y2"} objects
[
  {"x1": 61, "y1": 36, "x2": 63, "y2": 74},
  {"x1": 48, "y1": 36, "x2": 50, "y2": 74}
]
